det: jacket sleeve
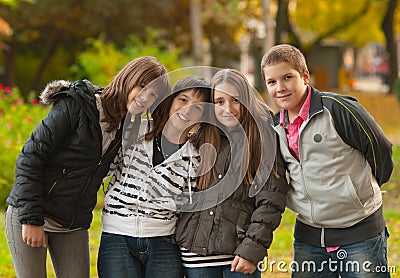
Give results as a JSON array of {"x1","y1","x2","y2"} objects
[
  {"x1": 234, "y1": 145, "x2": 289, "y2": 265},
  {"x1": 323, "y1": 94, "x2": 393, "y2": 185},
  {"x1": 14, "y1": 97, "x2": 77, "y2": 226}
]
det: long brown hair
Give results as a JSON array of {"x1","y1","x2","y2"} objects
[
  {"x1": 100, "y1": 56, "x2": 170, "y2": 132},
  {"x1": 145, "y1": 75, "x2": 211, "y2": 141},
  {"x1": 194, "y1": 69, "x2": 273, "y2": 190}
]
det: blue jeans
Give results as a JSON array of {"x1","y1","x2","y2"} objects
[
  {"x1": 97, "y1": 232, "x2": 184, "y2": 278},
  {"x1": 185, "y1": 265, "x2": 261, "y2": 278},
  {"x1": 292, "y1": 228, "x2": 390, "y2": 278}
]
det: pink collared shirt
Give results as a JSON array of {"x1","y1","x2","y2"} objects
[{"x1": 280, "y1": 86, "x2": 311, "y2": 161}]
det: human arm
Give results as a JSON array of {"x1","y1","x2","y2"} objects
[
  {"x1": 322, "y1": 93, "x2": 393, "y2": 185},
  {"x1": 234, "y1": 146, "x2": 289, "y2": 267},
  {"x1": 14, "y1": 97, "x2": 77, "y2": 226}
]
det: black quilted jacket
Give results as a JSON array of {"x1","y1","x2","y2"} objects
[{"x1": 7, "y1": 80, "x2": 122, "y2": 229}]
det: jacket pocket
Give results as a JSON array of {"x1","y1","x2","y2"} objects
[
  {"x1": 351, "y1": 171, "x2": 375, "y2": 206},
  {"x1": 345, "y1": 174, "x2": 369, "y2": 208},
  {"x1": 215, "y1": 207, "x2": 250, "y2": 254},
  {"x1": 45, "y1": 168, "x2": 68, "y2": 196}
]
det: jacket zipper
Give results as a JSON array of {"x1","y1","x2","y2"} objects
[
  {"x1": 47, "y1": 181, "x2": 57, "y2": 195},
  {"x1": 46, "y1": 168, "x2": 67, "y2": 196},
  {"x1": 68, "y1": 138, "x2": 122, "y2": 228}
]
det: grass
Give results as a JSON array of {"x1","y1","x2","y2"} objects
[{"x1": 0, "y1": 90, "x2": 399, "y2": 277}]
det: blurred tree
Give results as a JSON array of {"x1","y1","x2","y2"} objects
[
  {"x1": 274, "y1": 0, "x2": 398, "y2": 94},
  {"x1": 381, "y1": 0, "x2": 398, "y2": 93},
  {"x1": 0, "y1": 0, "x2": 99, "y2": 91},
  {"x1": 201, "y1": 0, "x2": 262, "y2": 67},
  {"x1": 0, "y1": 0, "x2": 189, "y2": 94},
  {"x1": 280, "y1": 0, "x2": 379, "y2": 50},
  {"x1": 2, "y1": 0, "x2": 399, "y2": 96},
  {"x1": 73, "y1": 32, "x2": 182, "y2": 86},
  {"x1": 190, "y1": 0, "x2": 203, "y2": 65}
]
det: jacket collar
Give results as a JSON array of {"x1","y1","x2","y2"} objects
[
  {"x1": 308, "y1": 86, "x2": 324, "y2": 119},
  {"x1": 272, "y1": 85, "x2": 324, "y2": 126}
]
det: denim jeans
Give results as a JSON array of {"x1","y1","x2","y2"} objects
[
  {"x1": 97, "y1": 232, "x2": 184, "y2": 278},
  {"x1": 185, "y1": 265, "x2": 261, "y2": 278},
  {"x1": 292, "y1": 228, "x2": 391, "y2": 278},
  {"x1": 5, "y1": 206, "x2": 90, "y2": 278}
]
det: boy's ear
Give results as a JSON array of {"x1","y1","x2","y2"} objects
[{"x1": 303, "y1": 70, "x2": 310, "y2": 85}]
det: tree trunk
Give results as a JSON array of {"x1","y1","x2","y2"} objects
[
  {"x1": 2, "y1": 41, "x2": 15, "y2": 87},
  {"x1": 261, "y1": 0, "x2": 274, "y2": 53},
  {"x1": 381, "y1": 0, "x2": 398, "y2": 94},
  {"x1": 31, "y1": 34, "x2": 60, "y2": 92},
  {"x1": 275, "y1": 0, "x2": 301, "y2": 47},
  {"x1": 190, "y1": 0, "x2": 203, "y2": 66}
]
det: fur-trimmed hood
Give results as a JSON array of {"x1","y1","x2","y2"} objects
[
  {"x1": 39, "y1": 80, "x2": 72, "y2": 105},
  {"x1": 39, "y1": 79, "x2": 102, "y2": 105}
]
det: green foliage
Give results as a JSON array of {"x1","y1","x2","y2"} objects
[
  {"x1": 15, "y1": 47, "x2": 76, "y2": 98},
  {"x1": 292, "y1": 0, "x2": 385, "y2": 47},
  {"x1": 0, "y1": 84, "x2": 49, "y2": 207},
  {"x1": 72, "y1": 30, "x2": 183, "y2": 87},
  {"x1": 386, "y1": 145, "x2": 400, "y2": 199}
]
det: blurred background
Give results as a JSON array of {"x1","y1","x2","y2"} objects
[
  {"x1": 0, "y1": 0, "x2": 399, "y2": 277},
  {"x1": 1, "y1": 0, "x2": 400, "y2": 96}
]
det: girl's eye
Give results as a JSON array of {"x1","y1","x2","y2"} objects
[
  {"x1": 195, "y1": 105, "x2": 204, "y2": 112},
  {"x1": 150, "y1": 92, "x2": 158, "y2": 99},
  {"x1": 284, "y1": 75, "x2": 292, "y2": 80},
  {"x1": 232, "y1": 98, "x2": 240, "y2": 103},
  {"x1": 267, "y1": 80, "x2": 275, "y2": 86},
  {"x1": 214, "y1": 100, "x2": 224, "y2": 105}
]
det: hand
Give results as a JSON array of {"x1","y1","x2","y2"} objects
[
  {"x1": 231, "y1": 255, "x2": 257, "y2": 274},
  {"x1": 22, "y1": 224, "x2": 47, "y2": 248}
]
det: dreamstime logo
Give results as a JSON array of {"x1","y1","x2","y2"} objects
[
  {"x1": 257, "y1": 252, "x2": 397, "y2": 274},
  {"x1": 122, "y1": 66, "x2": 277, "y2": 213},
  {"x1": 336, "y1": 249, "x2": 347, "y2": 260}
]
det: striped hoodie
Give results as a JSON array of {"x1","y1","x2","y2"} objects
[{"x1": 102, "y1": 120, "x2": 199, "y2": 237}]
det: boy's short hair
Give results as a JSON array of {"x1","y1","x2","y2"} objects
[{"x1": 261, "y1": 44, "x2": 308, "y2": 80}]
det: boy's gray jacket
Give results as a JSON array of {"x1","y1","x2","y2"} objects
[
  {"x1": 272, "y1": 87, "x2": 393, "y2": 229},
  {"x1": 174, "y1": 133, "x2": 289, "y2": 265}
]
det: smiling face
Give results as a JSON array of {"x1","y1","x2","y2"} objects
[
  {"x1": 126, "y1": 85, "x2": 159, "y2": 115},
  {"x1": 263, "y1": 62, "x2": 309, "y2": 119},
  {"x1": 213, "y1": 83, "x2": 241, "y2": 130},
  {"x1": 167, "y1": 89, "x2": 206, "y2": 135}
]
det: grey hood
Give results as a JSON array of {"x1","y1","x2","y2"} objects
[{"x1": 39, "y1": 80, "x2": 72, "y2": 105}]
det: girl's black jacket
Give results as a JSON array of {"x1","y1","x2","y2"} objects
[{"x1": 7, "y1": 80, "x2": 122, "y2": 229}]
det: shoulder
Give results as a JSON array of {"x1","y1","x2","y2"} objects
[{"x1": 320, "y1": 91, "x2": 359, "y2": 110}]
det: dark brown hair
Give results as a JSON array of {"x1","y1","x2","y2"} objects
[
  {"x1": 145, "y1": 75, "x2": 211, "y2": 141},
  {"x1": 100, "y1": 56, "x2": 170, "y2": 132}
]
